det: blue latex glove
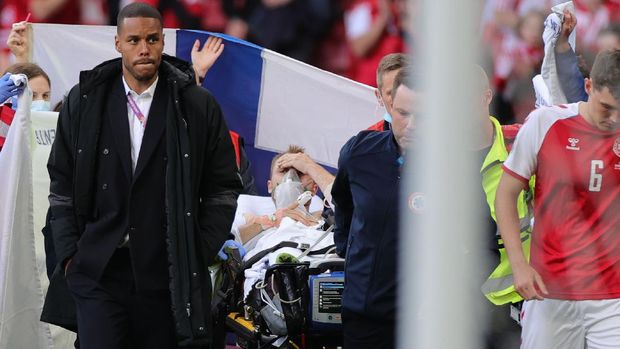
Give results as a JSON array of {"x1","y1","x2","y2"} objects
[
  {"x1": 217, "y1": 239, "x2": 246, "y2": 261},
  {"x1": 0, "y1": 73, "x2": 25, "y2": 103}
]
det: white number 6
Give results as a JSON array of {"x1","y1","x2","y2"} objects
[{"x1": 589, "y1": 160, "x2": 604, "y2": 192}]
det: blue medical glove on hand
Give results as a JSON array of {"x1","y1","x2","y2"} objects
[
  {"x1": 217, "y1": 240, "x2": 246, "y2": 261},
  {"x1": 0, "y1": 73, "x2": 25, "y2": 103}
]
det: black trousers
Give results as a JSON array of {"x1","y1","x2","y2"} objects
[
  {"x1": 66, "y1": 248, "x2": 177, "y2": 349},
  {"x1": 342, "y1": 309, "x2": 395, "y2": 349}
]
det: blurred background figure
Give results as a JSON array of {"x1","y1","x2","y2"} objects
[
  {"x1": 596, "y1": 22, "x2": 620, "y2": 51},
  {"x1": 221, "y1": 0, "x2": 336, "y2": 63},
  {"x1": 108, "y1": 0, "x2": 227, "y2": 31},
  {"x1": 480, "y1": 0, "x2": 620, "y2": 124},
  {"x1": 343, "y1": 0, "x2": 405, "y2": 86},
  {"x1": 574, "y1": 0, "x2": 610, "y2": 53},
  {"x1": 491, "y1": 10, "x2": 545, "y2": 123},
  {"x1": 0, "y1": 0, "x2": 617, "y2": 113}
]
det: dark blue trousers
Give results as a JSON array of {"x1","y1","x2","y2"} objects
[
  {"x1": 342, "y1": 309, "x2": 395, "y2": 349},
  {"x1": 66, "y1": 248, "x2": 177, "y2": 349}
]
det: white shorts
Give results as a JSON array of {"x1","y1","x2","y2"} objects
[{"x1": 521, "y1": 298, "x2": 620, "y2": 349}]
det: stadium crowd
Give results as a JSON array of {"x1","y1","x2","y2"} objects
[{"x1": 0, "y1": 0, "x2": 618, "y2": 123}]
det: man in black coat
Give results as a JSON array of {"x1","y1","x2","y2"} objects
[{"x1": 43, "y1": 3, "x2": 242, "y2": 348}]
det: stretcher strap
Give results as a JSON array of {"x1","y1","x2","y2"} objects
[{"x1": 243, "y1": 242, "x2": 336, "y2": 270}]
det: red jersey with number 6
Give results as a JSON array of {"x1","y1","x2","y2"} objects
[{"x1": 503, "y1": 103, "x2": 620, "y2": 300}]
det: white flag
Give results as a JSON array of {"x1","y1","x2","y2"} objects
[{"x1": 0, "y1": 87, "x2": 53, "y2": 348}]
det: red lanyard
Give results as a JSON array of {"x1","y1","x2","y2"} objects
[{"x1": 127, "y1": 93, "x2": 146, "y2": 128}]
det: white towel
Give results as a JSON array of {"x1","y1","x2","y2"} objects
[{"x1": 533, "y1": 1, "x2": 576, "y2": 108}]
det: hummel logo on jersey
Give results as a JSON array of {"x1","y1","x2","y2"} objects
[{"x1": 566, "y1": 137, "x2": 580, "y2": 151}]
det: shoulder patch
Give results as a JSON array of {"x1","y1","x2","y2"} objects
[
  {"x1": 501, "y1": 124, "x2": 522, "y2": 153},
  {"x1": 501, "y1": 124, "x2": 522, "y2": 140},
  {"x1": 366, "y1": 120, "x2": 386, "y2": 131}
]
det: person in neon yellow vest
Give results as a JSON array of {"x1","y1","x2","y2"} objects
[{"x1": 473, "y1": 65, "x2": 535, "y2": 348}]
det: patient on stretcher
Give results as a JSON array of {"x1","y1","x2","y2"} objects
[
  {"x1": 231, "y1": 145, "x2": 326, "y2": 252},
  {"x1": 227, "y1": 145, "x2": 339, "y2": 297}
]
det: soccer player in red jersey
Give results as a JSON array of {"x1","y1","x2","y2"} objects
[{"x1": 496, "y1": 49, "x2": 620, "y2": 348}]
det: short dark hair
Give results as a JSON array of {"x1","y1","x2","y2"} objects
[
  {"x1": 117, "y1": 2, "x2": 163, "y2": 33},
  {"x1": 390, "y1": 68, "x2": 417, "y2": 101},
  {"x1": 376, "y1": 53, "x2": 410, "y2": 89},
  {"x1": 4, "y1": 62, "x2": 51, "y2": 88},
  {"x1": 590, "y1": 49, "x2": 620, "y2": 102}
]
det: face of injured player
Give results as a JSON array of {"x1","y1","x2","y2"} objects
[
  {"x1": 584, "y1": 79, "x2": 620, "y2": 132},
  {"x1": 267, "y1": 165, "x2": 318, "y2": 198}
]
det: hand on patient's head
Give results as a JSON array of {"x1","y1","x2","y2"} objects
[
  {"x1": 276, "y1": 154, "x2": 319, "y2": 194},
  {"x1": 276, "y1": 153, "x2": 314, "y2": 174}
]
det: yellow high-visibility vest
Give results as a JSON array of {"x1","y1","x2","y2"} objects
[{"x1": 480, "y1": 116, "x2": 534, "y2": 305}]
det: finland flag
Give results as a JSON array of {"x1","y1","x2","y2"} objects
[{"x1": 33, "y1": 24, "x2": 379, "y2": 194}]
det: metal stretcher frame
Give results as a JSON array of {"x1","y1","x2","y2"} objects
[{"x1": 223, "y1": 255, "x2": 345, "y2": 349}]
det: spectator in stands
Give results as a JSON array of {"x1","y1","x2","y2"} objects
[
  {"x1": 344, "y1": 0, "x2": 404, "y2": 86},
  {"x1": 0, "y1": 0, "x2": 107, "y2": 72},
  {"x1": 574, "y1": 0, "x2": 611, "y2": 54},
  {"x1": 492, "y1": 10, "x2": 545, "y2": 123},
  {"x1": 2, "y1": 0, "x2": 79, "y2": 27},
  {"x1": 493, "y1": 10, "x2": 544, "y2": 93},
  {"x1": 609, "y1": 0, "x2": 620, "y2": 22},
  {"x1": 597, "y1": 23, "x2": 620, "y2": 51},
  {"x1": 110, "y1": 0, "x2": 231, "y2": 31},
  {"x1": 313, "y1": 0, "x2": 350, "y2": 76},
  {"x1": 221, "y1": 0, "x2": 334, "y2": 63}
]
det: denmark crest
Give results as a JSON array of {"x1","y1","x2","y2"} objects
[
  {"x1": 408, "y1": 192, "x2": 426, "y2": 214},
  {"x1": 614, "y1": 137, "x2": 620, "y2": 157}
]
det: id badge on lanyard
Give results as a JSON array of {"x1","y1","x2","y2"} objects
[{"x1": 127, "y1": 93, "x2": 147, "y2": 128}]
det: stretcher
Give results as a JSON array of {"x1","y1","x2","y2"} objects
[{"x1": 217, "y1": 246, "x2": 344, "y2": 348}]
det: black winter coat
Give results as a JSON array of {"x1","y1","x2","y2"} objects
[{"x1": 42, "y1": 54, "x2": 242, "y2": 346}]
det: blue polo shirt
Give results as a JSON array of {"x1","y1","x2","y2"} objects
[{"x1": 332, "y1": 130, "x2": 402, "y2": 319}]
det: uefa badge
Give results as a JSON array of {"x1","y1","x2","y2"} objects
[
  {"x1": 614, "y1": 137, "x2": 620, "y2": 158},
  {"x1": 408, "y1": 192, "x2": 425, "y2": 214}
]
